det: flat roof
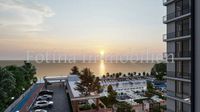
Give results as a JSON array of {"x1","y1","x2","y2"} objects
[{"x1": 66, "y1": 75, "x2": 101, "y2": 101}]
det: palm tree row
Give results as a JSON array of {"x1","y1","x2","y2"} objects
[{"x1": 0, "y1": 61, "x2": 37, "y2": 111}]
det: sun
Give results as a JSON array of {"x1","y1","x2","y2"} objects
[{"x1": 100, "y1": 50, "x2": 105, "y2": 56}]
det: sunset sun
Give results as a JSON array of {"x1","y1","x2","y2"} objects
[{"x1": 100, "y1": 50, "x2": 105, "y2": 56}]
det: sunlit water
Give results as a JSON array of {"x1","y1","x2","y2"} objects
[{"x1": 0, "y1": 61, "x2": 154, "y2": 79}]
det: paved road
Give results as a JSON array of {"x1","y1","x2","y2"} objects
[{"x1": 48, "y1": 83, "x2": 70, "y2": 112}]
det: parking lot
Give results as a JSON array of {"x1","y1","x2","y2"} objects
[
  {"x1": 48, "y1": 83, "x2": 70, "y2": 112},
  {"x1": 31, "y1": 83, "x2": 71, "y2": 112}
]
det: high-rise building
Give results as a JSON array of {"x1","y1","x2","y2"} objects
[{"x1": 163, "y1": 0, "x2": 192, "y2": 111}]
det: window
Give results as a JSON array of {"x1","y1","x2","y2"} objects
[
  {"x1": 176, "y1": 1, "x2": 183, "y2": 17},
  {"x1": 176, "y1": 101, "x2": 183, "y2": 112},
  {"x1": 182, "y1": 18, "x2": 190, "y2": 35},
  {"x1": 175, "y1": 61, "x2": 190, "y2": 79},
  {"x1": 175, "y1": 18, "x2": 190, "y2": 37},
  {"x1": 176, "y1": 81, "x2": 183, "y2": 98}
]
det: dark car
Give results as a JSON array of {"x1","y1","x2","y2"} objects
[{"x1": 39, "y1": 90, "x2": 53, "y2": 96}]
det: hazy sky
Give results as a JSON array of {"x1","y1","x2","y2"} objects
[{"x1": 0, "y1": 0, "x2": 165, "y2": 59}]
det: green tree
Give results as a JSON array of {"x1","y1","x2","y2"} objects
[
  {"x1": 21, "y1": 61, "x2": 37, "y2": 87},
  {"x1": 0, "y1": 62, "x2": 37, "y2": 112},
  {"x1": 107, "y1": 85, "x2": 117, "y2": 106},
  {"x1": 151, "y1": 63, "x2": 166, "y2": 80},
  {"x1": 147, "y1": 82, "x2": 154, "y2": 93},
  {"x1": 70, "y1": 66, "x2": 80, "y2": 75},
  {"x1": 0, "y1": 67, "x2": 16, "y2": 111},
  {"x1": 75, "y1": 68, "x2": 101, "y2": 96}
]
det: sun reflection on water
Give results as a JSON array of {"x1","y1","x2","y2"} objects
[{"x1": 99, "y1": 59, "x2": 105, "y2": 76}]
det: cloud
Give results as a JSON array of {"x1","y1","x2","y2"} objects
[{"x1": 0, "y1": 0, "x2": 54, "y2": 36}]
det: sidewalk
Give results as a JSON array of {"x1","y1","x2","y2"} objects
[{"x1": 10, "y1": 83, "x2": 44, "y2": 112}]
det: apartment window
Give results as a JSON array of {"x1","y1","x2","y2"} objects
[
  {"x1": 176, "y1": 1, "x2": 183, "y2": 17},
  {"x1": 175, "y1": 41, "x2": 182, "y2": 57},
  {"x1": 176, "y1": 21, "x2": 182, "y2": 37},
  {"x1": 176, "y1": 81, "x2": 183, "y2": 98},
  {"x1": 175, "y1": 18, "x2": 190, "y2": 37},
  {"x1": 176, "y1": 101, "x2": 183, "y2": 112},
  {"x1": 183, "y1": 82, "x2": 191, "y2": 98},
  {"x1": 175, "y1": 40, "x2": 190, "y2": 57},
  {"x1": 182, "y1": 18, "x2": 190, "y2": 35},
  {"x1": 175, "y1": 0, "x2": 190, "y2": 17},
  {"x1": 182, "y1": 61, "x2": 190, "y2": 78},
  {"x1": 182, "y1": 0, "x2": 190, "y2": 13},
  {"x1": 176, "y1": 61, "x2": 182, "y2": 78},
  {"x1": 182, "y1": 40, "x2": 190, "y2": 56},
  {"x1": 183, "y1": 103, "x2": 191, "y2": 112},
  {"x1": 175, "y1": 61, "x2": 190, "y2": 79}
]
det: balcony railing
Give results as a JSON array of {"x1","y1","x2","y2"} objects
[
  {"x1": 163, "y1": 28, "x2": 191, "y2": 41},
  {"x1": 167, "y1": 90, "x2": 191, "y2": 101},
  {"x1": 176, "y1": 72, "x2": 191, "y2": 79},
  {"x1": 163, "y1": 8, "x2": 191, "y2": 22},
  {"x1": 167, "y1": 71, "x2": 191, "y2": 80},
  {"x1": 163, "y1": 0, "x2": 174, "y2": 5},
  {"x1": 166, "y1": 51, "x2": 191, "y2": 58}
]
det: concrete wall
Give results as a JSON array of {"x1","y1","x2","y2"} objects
[
  {"x1": 195, "y1": 0, "x2": 200, "y2": 111},
  {"x1": 167, "y1": 80, "x2": 175, "y2": 92},
  {"x1": 166, "y1": 98, "x2": 175, "y2": 111},
  {"x1": 167, "y1": 42, "x2": 175, "y2": 53},
  {"x1": 167, "y1": 3, "x2": 175, "y2": 14},
  {"x1": 167, "y1": 63, "x2": 175, "y2": 72},
  {"x1": 167, "y1": 22, "x2": 175, "y2": 33}
]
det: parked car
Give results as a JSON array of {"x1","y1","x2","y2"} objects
[
  {"x1": 34, "y1": 100, "x2": 53, "y2": 109},
  {"x1": 38, "y1": 90, "x2": 53, "y2": 96},
  {"x1": 37, "y1": 95, "x2": 52, "y2": 101},
  {"x1": 33, "y1": 109, "x2": 48, "y2": 112}
]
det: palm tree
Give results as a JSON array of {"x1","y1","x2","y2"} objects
[
  {"x1": 106, "y1": 72, "x2": 110, "y2": 77},
  {"x1": 128, "y1": 72, "x2": 131, "y2": 77},
  {"x1": 70, "y1": 66, "x2": 80, "y2": 75},
  {"x1": 76, "y1": 68, "x2": 100, "y2": 96},
  {"x1": 123, "y1": 74, "x2": 126, "y2": 77},
  {"x1": 21, "y1": 61, "x2": 37, "y2": 86},
  {"x1": 130, "y1": 73, "x2": 133, "y2": 77},
  {"x1": 142, "y1": 72, "x2": 146, "y2": 76}
]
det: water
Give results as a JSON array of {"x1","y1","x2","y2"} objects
[{"x1": 0, "y1": 61, "x2": 154, "y2": 78}]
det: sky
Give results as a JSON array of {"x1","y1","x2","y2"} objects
[{"x1": 0, "y1": 0, "x2": 166, "y2": 60}]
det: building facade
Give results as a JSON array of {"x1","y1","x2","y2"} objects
[
  {"x1": 163, "y1": 0, "x2": 192, "y2": 111},
  {"x1": 100, "y1": 79, "x2": 147, "y2": 94}
]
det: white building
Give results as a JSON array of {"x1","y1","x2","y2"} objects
[{"x1": 100, "y1": 78, "x2": 147, "y2": 94}]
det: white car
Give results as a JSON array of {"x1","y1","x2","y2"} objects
[
  {"x1": 34, "y1": 100, "x2": 53, "y2": 109},
  {"x1": 37, "y1": 95, "x2": 52, "y2": 101},
  {"x1": 34, "y1": 109, "x2": 48, "y2": 112}
]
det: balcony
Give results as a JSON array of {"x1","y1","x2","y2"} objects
[
  {"x1": 164, "y1": 51, "x2": 191, "y2": 60},
  {"x1": 163, "y1": 0, "x2": 174, "y2": 6},
  {"x1": 166, "y1": 71, "x2": 191, "y2": 80},
  {"x1": 163, "y1": 8, "x2": 191, "y2": 23},
  {"x1": 163, "y1": 29, "x2": 191, "y2": 41},
  {"x1": 167, "y1": 90, "x2": 191, "y2": 104}
]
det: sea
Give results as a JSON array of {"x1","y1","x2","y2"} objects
[{"x1": 0, "y1": 60, "x2": 155, "y2": 80}]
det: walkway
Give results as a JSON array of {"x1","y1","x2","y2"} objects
[{"x1": 11, "y1": 83, "x2": 44, "y2": 112}]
